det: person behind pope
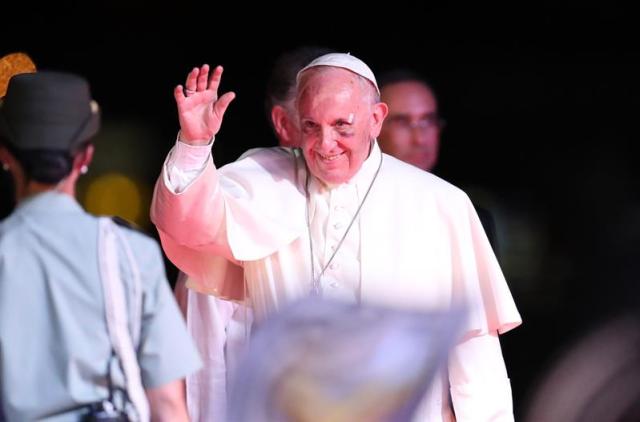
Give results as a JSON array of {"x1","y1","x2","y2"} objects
[{"x1": 150, "y1": 53, "x2": 522, "y2": 421}]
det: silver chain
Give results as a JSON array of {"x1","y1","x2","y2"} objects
[{"x1": 304, "y1": 151, "x2": 383, "y2": 296}]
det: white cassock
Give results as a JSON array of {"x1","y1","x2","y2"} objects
[
  {"x1": 151, "y1": 139, "x2": 522, "y2": 421},
  {"x1": 174, "y1": 273, "x2": 251, "y2": 422}
]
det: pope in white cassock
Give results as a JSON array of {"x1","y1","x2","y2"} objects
[{"x1": 151, "y1": 53, "x2": 522, "y2": 421}]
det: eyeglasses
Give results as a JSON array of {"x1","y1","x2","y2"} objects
[{"x1": 385, "y1": 113, "x2": 445, "y2": 132}]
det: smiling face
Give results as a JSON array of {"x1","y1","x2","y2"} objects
[{"x1": 297, "y1": 68, "x2": 387, "y2": 185}]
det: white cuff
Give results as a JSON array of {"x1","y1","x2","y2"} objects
[
  {"x1": 450, "y1": 377, "x2": 514, "y2": 421},
  {"x1": 164, "y1": 132, "x2": 214, "y2": 193},
  {"x1": 448, "y1": 333, "x2": 514, "y2": 421}
]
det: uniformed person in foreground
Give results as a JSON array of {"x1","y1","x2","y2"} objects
[{"x1": 0, "y1": 71, "x2": 201, "y2": 421}]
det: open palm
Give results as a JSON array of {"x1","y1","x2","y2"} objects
[{"x1": 174, "y1": 64, "x2": 236, "y2": 144}]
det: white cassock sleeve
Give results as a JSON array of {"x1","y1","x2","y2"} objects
[
  {"x1": 151, "y1": 142, "x2": 306, "y2": 300},
  {"x1": 164, "y1": 137, "x2": 213, "y2": 194},
  {"x1": 449, "y1": 332, "x2": 514, "y2": 421}
]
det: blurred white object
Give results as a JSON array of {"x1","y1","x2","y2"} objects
[{"x1": 228, "y1": 298, "x2": 465, "y2": 422}]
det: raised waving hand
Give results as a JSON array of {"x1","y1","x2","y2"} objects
[{"x1": 174, "y1": 64, "x2": 236, "y2": 145}]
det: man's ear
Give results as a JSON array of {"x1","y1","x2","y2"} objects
[
  {"x1": 369, "y1": 101, "x2": 389, "y2": 139},
  {"x1": 271, "y1": 105, "x2": 297, "y2": 147}
]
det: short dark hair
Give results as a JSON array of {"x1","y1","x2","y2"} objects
[
  {"x1": 6, "y1": 141, "x2": 91, "y2": 184},
  {"x1": 377, "y1": 68, "x2": 438, "y2": 103},
  {"x1": 264, "y1": 46, "x2": 334, "y2": 128}
]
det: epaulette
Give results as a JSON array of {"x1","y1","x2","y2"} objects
[{"x1": 110, "y1": 216, "x2": 152, "y2": 238}]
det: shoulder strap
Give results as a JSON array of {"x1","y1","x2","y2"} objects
[
  {"x1": 98, "y1": 217, "x2": 150, "y2": 422},
  {"x1": 111, "y1": 219, "x2": 143, "y2": 346}
]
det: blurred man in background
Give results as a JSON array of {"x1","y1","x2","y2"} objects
[{"x1": 378, "y1": 69, "x2": 499, "y2": 253}]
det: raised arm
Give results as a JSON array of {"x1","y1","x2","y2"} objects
[
  {"x1": 151, "y1": 64, "x2": 234, "y2": 251},
  {"x1": 150, "y1": 64, "x2": 241, "y2": 294},
  {"x1": 151, "y1": 65, "x2": 304, "y2": 298}
]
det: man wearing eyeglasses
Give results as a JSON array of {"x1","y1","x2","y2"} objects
[
  {"x1": 378, "y1": 70, "x2": 444, "y2": 172},
  {"x1": 378, "y1": 69, "x2": 499, "y2": 255}
]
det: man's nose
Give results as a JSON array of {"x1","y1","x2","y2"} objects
[
  {"x1": 320, "y1": 128, "x2": 337, "y2": 149},
  {"x1": 411, "y1": 127, "x2": 431, "y2": 145}
]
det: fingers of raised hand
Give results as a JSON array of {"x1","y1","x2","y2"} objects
[
  {"x1": 175, "y1": 65, "x2": 225, "y2": 105},
  {"x1": 212, "y1": 91, "x2": 236, "y2": 120},
  {"x1": 207, "y1": 65, "x2": 224, "y2": 93},
  {"x1": 185, "y1": 67, "x2": 199, "y2": 96},
  {"x1": 196, "y1": 64, "x2": 210, "y2": 91},
  {"x1": 174, "y1": 85, "x2": 186, "y2": 103}
]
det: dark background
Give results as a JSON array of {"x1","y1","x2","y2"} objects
[{"x1": 2, "y1": 5, "x2": 639, "y2": 419}]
